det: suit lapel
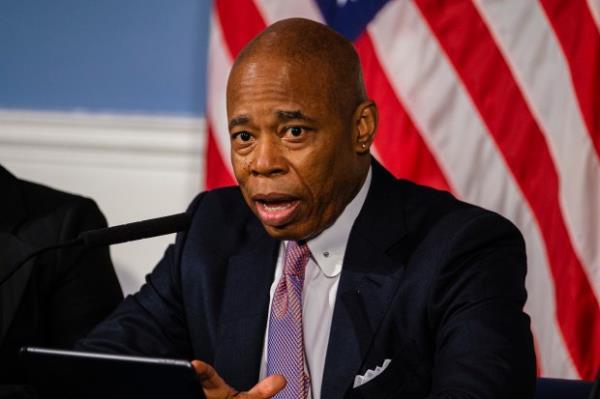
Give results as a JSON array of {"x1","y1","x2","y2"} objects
[
  {"x1": 213, "y1": 220, "x2": 279, "y2": 391},
  {"x1": 322, "y1": 161, "x2": 408, "y2": 399},
  {"x1": 321, "y1": 239, "x2": 405, "y2": 399}
]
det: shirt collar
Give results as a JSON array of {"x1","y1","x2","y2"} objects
[{"x1": 300, "y1": 167, "x2": 372, "y2": 278}]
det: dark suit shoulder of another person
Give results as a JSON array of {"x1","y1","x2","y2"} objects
[{"x1": 0, "y1": 167, "x2": 124, "y2": 386}]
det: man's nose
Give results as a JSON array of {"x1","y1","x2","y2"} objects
[{"x1": 250, "y1": 137, "x2": 286, "y2": 177}]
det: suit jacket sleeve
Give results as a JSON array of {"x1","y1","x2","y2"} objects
[{"x1": 426, "y1": 211, "x2": 535, "y2": 398}]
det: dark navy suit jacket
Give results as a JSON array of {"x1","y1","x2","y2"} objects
[
  {"x1": 78, "y1": 162, "x2": 535, "y2": 398},
  {"x1": 0, "y1": 166, "x2": 123, "y2": 390}
]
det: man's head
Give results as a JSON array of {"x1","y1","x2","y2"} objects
[{"x1": 226, "y1": 18, "x2": 377, "y2": 240}]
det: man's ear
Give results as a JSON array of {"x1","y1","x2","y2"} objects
[{"x1": 353, "y1": 100, "x2": 378, "y2": 154}]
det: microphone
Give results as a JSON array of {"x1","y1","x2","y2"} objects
[
  {"x1": 0, "y1": 213, "x2": 191, "y2": 288},
  {"x1": 78, "y1": 212, "x2": 190, "y2": 247}
]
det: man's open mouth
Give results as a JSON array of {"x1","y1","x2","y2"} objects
[{"x1": 252, "y1": 194, "x2": 301, "y2": 227}]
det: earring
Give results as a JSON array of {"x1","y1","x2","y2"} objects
[{"x1": 361, "y1": 143, "x2": 367, "y2": 149}]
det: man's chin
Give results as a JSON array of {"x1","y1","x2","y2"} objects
[{"x1": 260, "y1": 222, "x2": 310, "y2": 241}]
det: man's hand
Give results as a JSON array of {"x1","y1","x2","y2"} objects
[{"x1": 192, "y1": 360, "x2": 286, "y2": 399}]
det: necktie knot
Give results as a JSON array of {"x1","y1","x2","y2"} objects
[{"x1": 283, "y1": 241, "x2": 310, "y2": 278}]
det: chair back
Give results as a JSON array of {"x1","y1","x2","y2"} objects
[
  {"x1": 535, "y1": 378, "x2": 592, "y2": 399},
  {"x1": 588, "y1": 372, "x2": 600, "y2": 399}
]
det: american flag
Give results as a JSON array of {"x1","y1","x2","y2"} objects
[{"x1": 205, "y1": 0, "x2": 600, "y2": 380}]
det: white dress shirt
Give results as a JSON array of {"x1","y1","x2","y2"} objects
[{"x1": 259, "y1": 168, "x2": 372, "y2": 399}]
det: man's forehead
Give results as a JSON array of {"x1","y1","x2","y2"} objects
[
  {"x1": 227, "y1": 57, "x2": 331, "y2": 104},
  {"x1": 236, "y1": 58, "x2": 289, "y2": 77},
  {"x1": 229, "y1": 54, "x2": 328, "y2": 85}
]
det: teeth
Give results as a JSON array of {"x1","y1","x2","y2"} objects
[{"x1": 262, "y1": 201, "x2": 293, "y2": 212}]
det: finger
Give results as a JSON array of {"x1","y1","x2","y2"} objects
[
  {"x1": 244, "y1": 375, "x2": 287, "y2": 398},
  {"x1": 192, "y1": 360, "x2": 225, "y2": 389},
  {"x1": 192, "y1": 360, "x2": 237, "y2": 398}
]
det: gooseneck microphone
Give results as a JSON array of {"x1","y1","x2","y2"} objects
[
  {"x1": 78, "y1": 213, "x2": 190, "y2": 248},
  {"x1": 0, "y1": 213, "x2": 191, "y2": 288}
]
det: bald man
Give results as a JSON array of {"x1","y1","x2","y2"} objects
[{"x1": 79, "y1": 19, "x2": 535, "y2": 399}]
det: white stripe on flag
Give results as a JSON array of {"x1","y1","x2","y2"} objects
[
  {"x1": 255, "y1": 0, "x2": 324, "y2": 23},
  {"x1": 207, "y1": 11, "x2": 234, "y2": 177},
  {"x1": 475, "y1": 0, "x2": 600, "y2": 304},
  {"x1": 367, "y1": 0, "x2": 578, "y2": 377},
  {"x1": 588, "y1": 0, "x2": 600, "y2": 31}
]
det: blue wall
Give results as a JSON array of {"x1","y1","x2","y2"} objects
[{"x1": 0, "y1": 0, "x2": 211, "y2": 116}]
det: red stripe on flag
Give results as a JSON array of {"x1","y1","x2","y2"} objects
[
  {"x1": 540, "y1": 0, "x2": 600, "y2": 160},
  {"x1": 415, "y1": 0, "x2": 600, "y2": 379},
  {"x1": 205, "y1": 124, "x2": 236, "y2": 189},
  {"x1": 215, "y1": 0, "x2": 267, "y2": 59},
  {"x1": 208, "y1": 0, "x2": 266, "y2": 189},
  {"x1": 355, "y1": 33, "x2": 452, "y2": 192}
]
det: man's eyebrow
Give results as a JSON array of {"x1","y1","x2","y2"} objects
[
  {"x1": 229, "y1": 115, "x2": 250, "y2": 130},
  {"x1": 276, "y1": 110, "x2": 315, "y2": 122}
]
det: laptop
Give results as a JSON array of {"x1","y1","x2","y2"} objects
[{"x1": 20, "y1": 347, "x2": 204, "y2": 399}]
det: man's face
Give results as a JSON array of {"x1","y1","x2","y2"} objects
[{"x1": 227, "y1": 57, "x2": 365, "y2": 240}]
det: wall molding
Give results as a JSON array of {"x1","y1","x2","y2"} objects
[
  {"x1": 0, "y1": 109, "x2": 207, "y2": 293},
  {"x1": 0, "y1": 110, "x2": 206, "y2": 171}
]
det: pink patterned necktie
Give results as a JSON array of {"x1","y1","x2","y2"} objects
[{"x1": 267, "y1": 241, "x2": 311, "y2": 399}]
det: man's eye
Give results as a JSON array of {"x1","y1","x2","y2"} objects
[
  {"x1": 234, "y1": 131, "x2": 252, "y2": 142},
  {"x1": 288, "y1": 127, "x2": 304, "y2": 137}
]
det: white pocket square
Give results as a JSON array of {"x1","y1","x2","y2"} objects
[{"x1": 353, "y1": 358, "x2": 391, "y2": 388}]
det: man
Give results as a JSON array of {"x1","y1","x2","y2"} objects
[
  {"x1": 78, "y1": 18, "x2": 535, "y2": 398},
  {"x1": 0, "y1": 165, "x2": 123, "y2": 396}
]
